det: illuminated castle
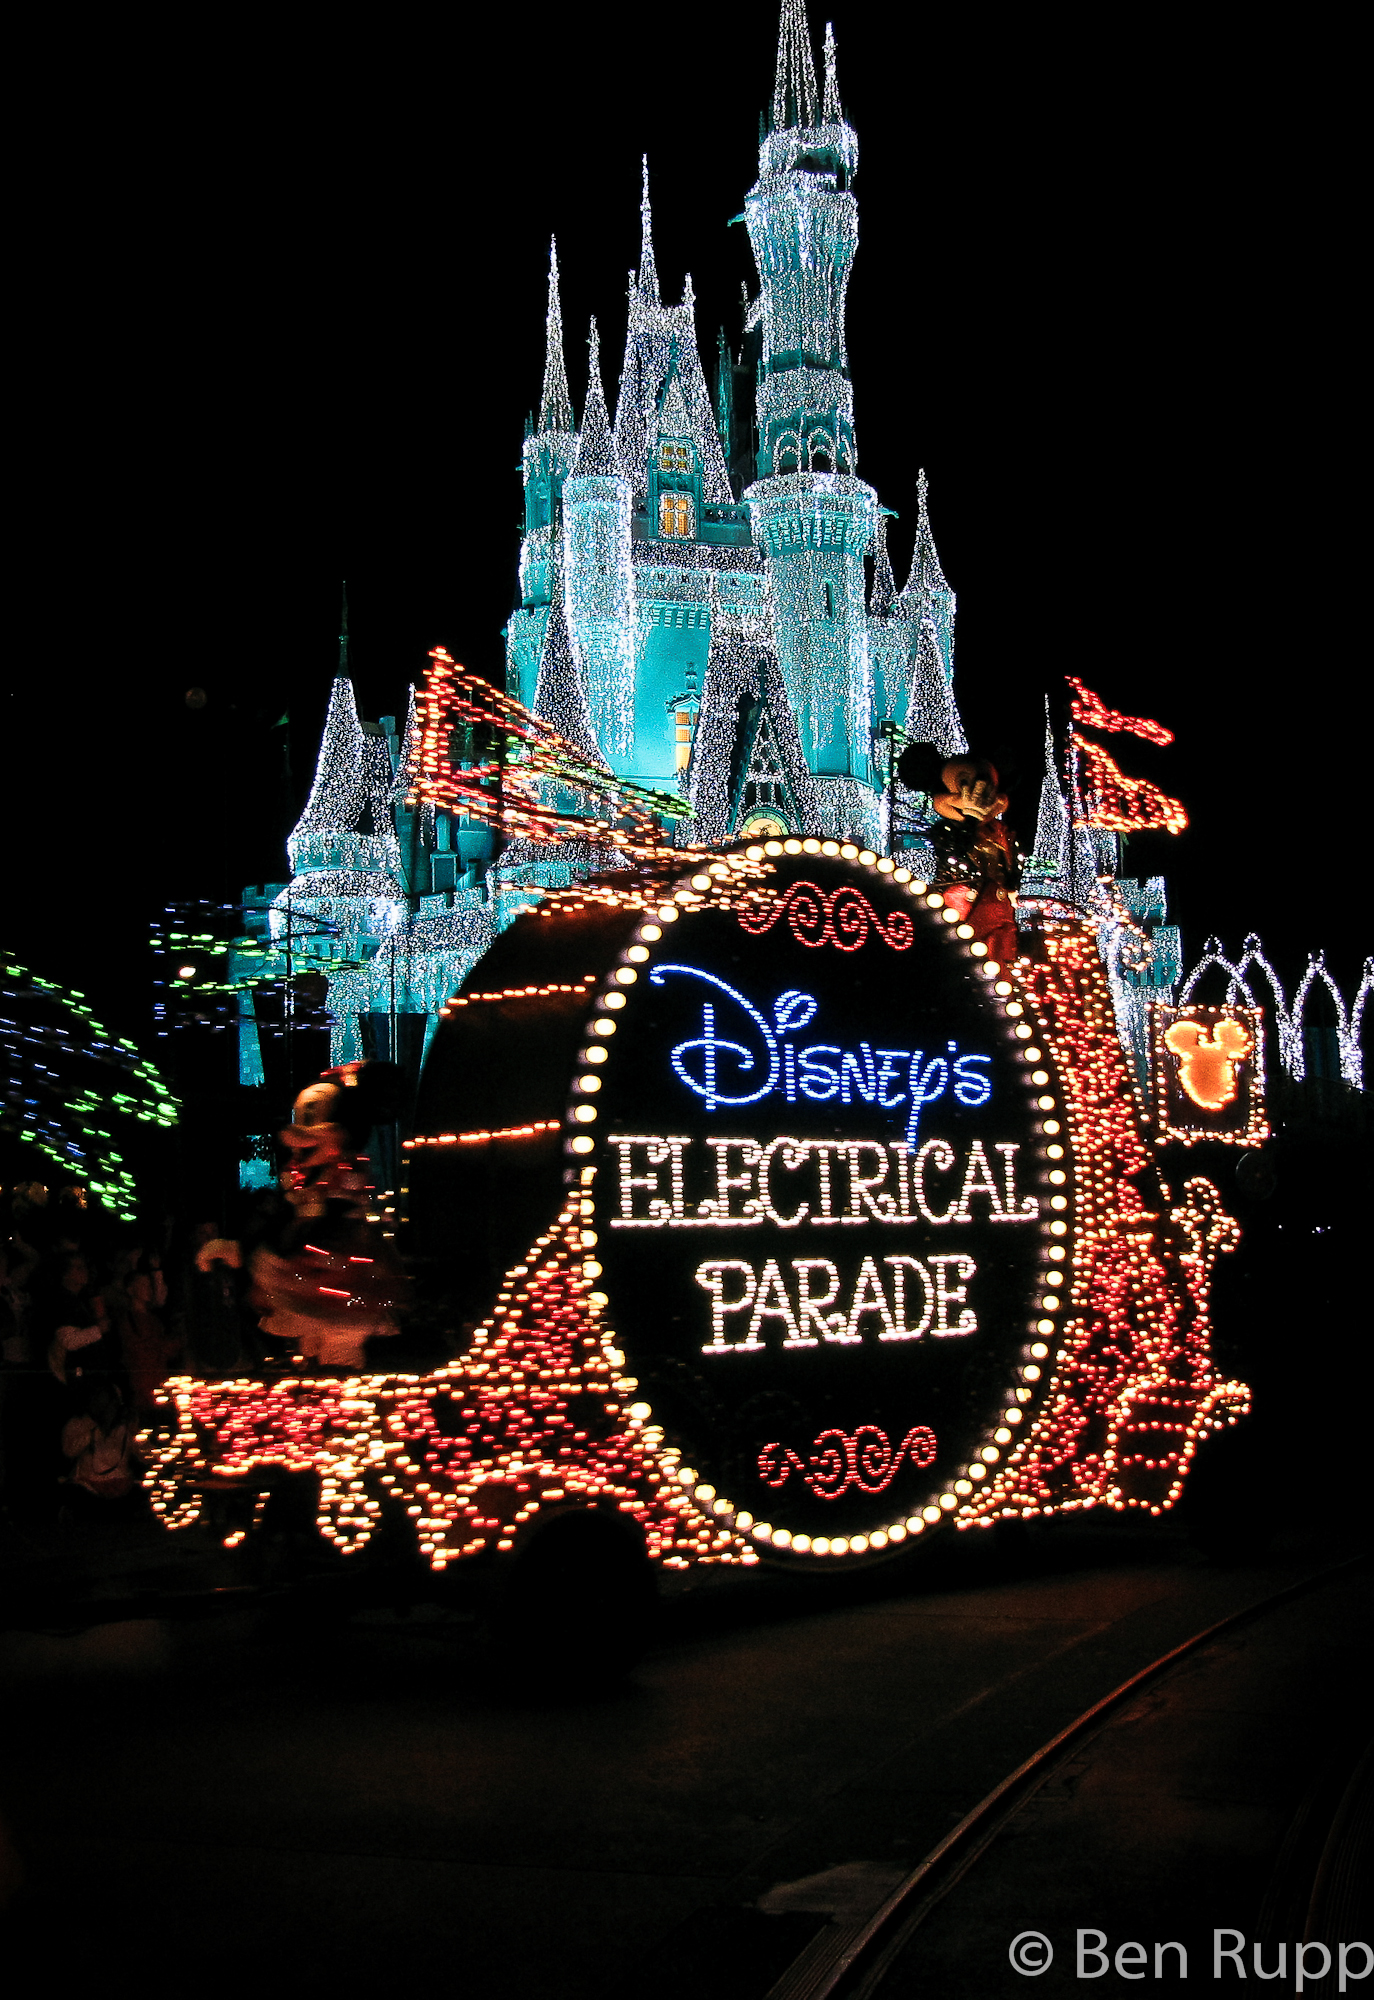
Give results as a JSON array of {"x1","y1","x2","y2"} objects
[
  {"x1": 277, "y1": 0, "x2": 974, "y2": 1078},
  {"x1": 504, "y1": 2, "x2": 966, "y2": 849}
]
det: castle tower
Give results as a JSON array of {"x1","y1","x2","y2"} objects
[
  {"x1": 896, "y1": 471, "x2": 966, "y2": 755},
  {"x1": 742, "y1": 4, "x2": 879, "y2": 830},
  {"x1": 562, "y1": 318, "x2": 637, "y2": 764}
]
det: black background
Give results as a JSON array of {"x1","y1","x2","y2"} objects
[
  {"x1": 593, "y1": 860, "x2": 1048, "y2": 1533},
  {"x1": 8, "y1": 2, "x2": 1362, "y2": 1062}
]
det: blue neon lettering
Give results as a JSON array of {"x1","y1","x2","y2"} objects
[
  {"x1": 840, "y1": 1046, "x2": 877, "y2": 1104},
  {"x1": 653, "y1": 965, "x2": 780, "y2": 1110},
  {"x1": 652, "y1": 965, "x2": 993, "y2": 1130},
  {"x1": 798, "y1": 1046, "x2": 840, "y2": 1100},
  {"x1": 953, "y1": 1054, "x2": 993, "y2": 1106},
  {"x1": 774, "y1": 989, "x2": 819, "y2": 1035},
  {"x1": 906, "y1": 1054, "x2": 950, "y2": 1146},
  {"x1": 875, "y1": 1049, "x2": 911, "y2": 1109}
]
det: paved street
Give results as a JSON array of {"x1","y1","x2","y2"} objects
[
  {"x1": 2, "y1": 1523, "x2": 1365, "y2": 1995},
  {"x1": 877, "y1": 1560, "x2": 1371, "y2": 1996}
]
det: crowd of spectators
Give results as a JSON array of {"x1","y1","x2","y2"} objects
[{"x1": 0, "y1": 1180, "x2": 266, "y2": 1529}]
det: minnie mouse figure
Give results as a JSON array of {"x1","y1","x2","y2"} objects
[
  {"x1": 898, "y1": 745, "x2": 1021, "y2": 966},
  {"x1": 197, "y1": 1061, "x2": 409, "y2": 1370}
]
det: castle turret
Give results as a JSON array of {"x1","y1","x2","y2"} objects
[
  {"x1": 613, "y1": 166, "x2": 733, "y2": 514},
  {"x1": 896, "y1": 470, "x2": 956, "y2": 686},
  {"x1": 743, "y1": 4, "x2": 878, "y2": 825},
  {"x1": 507, "y1": 243, "x2": 581, "y2": 708},
  {"x1": 532, "y1": 542, "x2": 604, "y2": 764},
  {"x1": 288, "y1": 663, "x2": 399, "y2": 897},
  {"x1": 563, "y1": 318, "x2": 636, "y2": 763},
  {"x1": 897, "y1": 471, "x2": 966, "y2": 756}
]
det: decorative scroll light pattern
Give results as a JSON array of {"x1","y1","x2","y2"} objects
[
  {"x1": 758, "y1": 1423, "x2": 938, "y2": 1498},
  {"x1": 143, "y1": 1198, "x2": 752, "y2": 1572},
  {"x1": 737, "y1": 879, "x2": 914, "y2": 953}
]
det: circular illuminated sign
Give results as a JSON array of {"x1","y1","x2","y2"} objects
[{"x1": 579, "y1": 848, "x2": 1057, "y2": 1549}]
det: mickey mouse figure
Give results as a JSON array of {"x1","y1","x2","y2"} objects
[{"x1": 897, "y1": 744, "x2": 1022, "y2": 966}]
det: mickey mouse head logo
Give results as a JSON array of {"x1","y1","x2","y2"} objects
[{"x1": 1163, "y1": 1017, "x2": 1253, "y2": 1111}]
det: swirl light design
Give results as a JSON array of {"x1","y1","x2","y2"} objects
[
  {"x1": 758, "y1": 1423, "x2": 939, "y2": 1498},
  {"x1": 737, "y1": 880, "x2": 915, "y2": 953}
]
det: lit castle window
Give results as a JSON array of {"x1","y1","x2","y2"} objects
[
  {"x1": 660, "y1": 491, "x2": 694, "y2": 539},
  {"x1": 659, "y1": 441, "x2": 691, "y2": 474},
  {"x1": 673, "y1": 700, "x2": 699, "y2": 771}
]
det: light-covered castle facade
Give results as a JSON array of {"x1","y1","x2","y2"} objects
[{"x1": 504, "y1": 5, "x2": 966, "y2": 850}]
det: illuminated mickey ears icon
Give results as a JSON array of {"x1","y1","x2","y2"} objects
[{"x1": 774, "y1": 990, "x2": 819, "y2": 1034}]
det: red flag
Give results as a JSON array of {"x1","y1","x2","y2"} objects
[
  {"x1": 1066, "y1": 677, "x2": 1174, "y2": 746},
  {"x1": 1074, "y1": 734, "x2": 1188, "y2": 835}
]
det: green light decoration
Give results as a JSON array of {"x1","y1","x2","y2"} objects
[
  {"x1": 1, "y1": 959, "x2": 178, "y2": 1219},
  {"x1": 150, "y1": 902, "x2": 369, "y2": 1015}
]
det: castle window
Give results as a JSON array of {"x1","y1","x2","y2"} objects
[
  {"x1": 673, "y1": 702, "x2": 698, "y2": 772},
  {"x1": 659, "y1": 441, "x2": 690, "y2": 474},
  {"x1": 660, "y1": 492, "x2": 694, "y2": 539}
]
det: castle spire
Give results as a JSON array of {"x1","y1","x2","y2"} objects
[
  {"x1": 772, "y1": 0, "x2": 818, "y2": 131},
  {"x1": 532, "y1": 545, "x2": 604, "y2": 764},
  {"x1": 338, "y1": 580, "x2": 350, "y2": 678},
  {"x1": 571, "y1": 319, "x2": 616, "y2": 476},
  {"x1": 637, "y1": 157, "x2": 660, "y2": 305},
  {"x1": 821, "y1": 21, "x2": 841, "y2": 123},
  {"x1": 538, "y1": 238, "x2": 573, "y2": 433},
  {"x1": 290, "y1": 673, "x2": 367, "y2": 859},
  {"x1": 898, "y1": 468, "x2": 952, "y2": 607},
  {"x1": 869, "y1": 516, "x2": 897, "y2": 616}
]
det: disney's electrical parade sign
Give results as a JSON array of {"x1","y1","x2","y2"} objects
[{"x1": 582, "y1": 856, "x2": 1055, "y2": 1544}]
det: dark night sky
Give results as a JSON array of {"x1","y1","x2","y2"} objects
[{"x1": 9, "y1": 3, "x2": 1362, "y2": 1050}]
